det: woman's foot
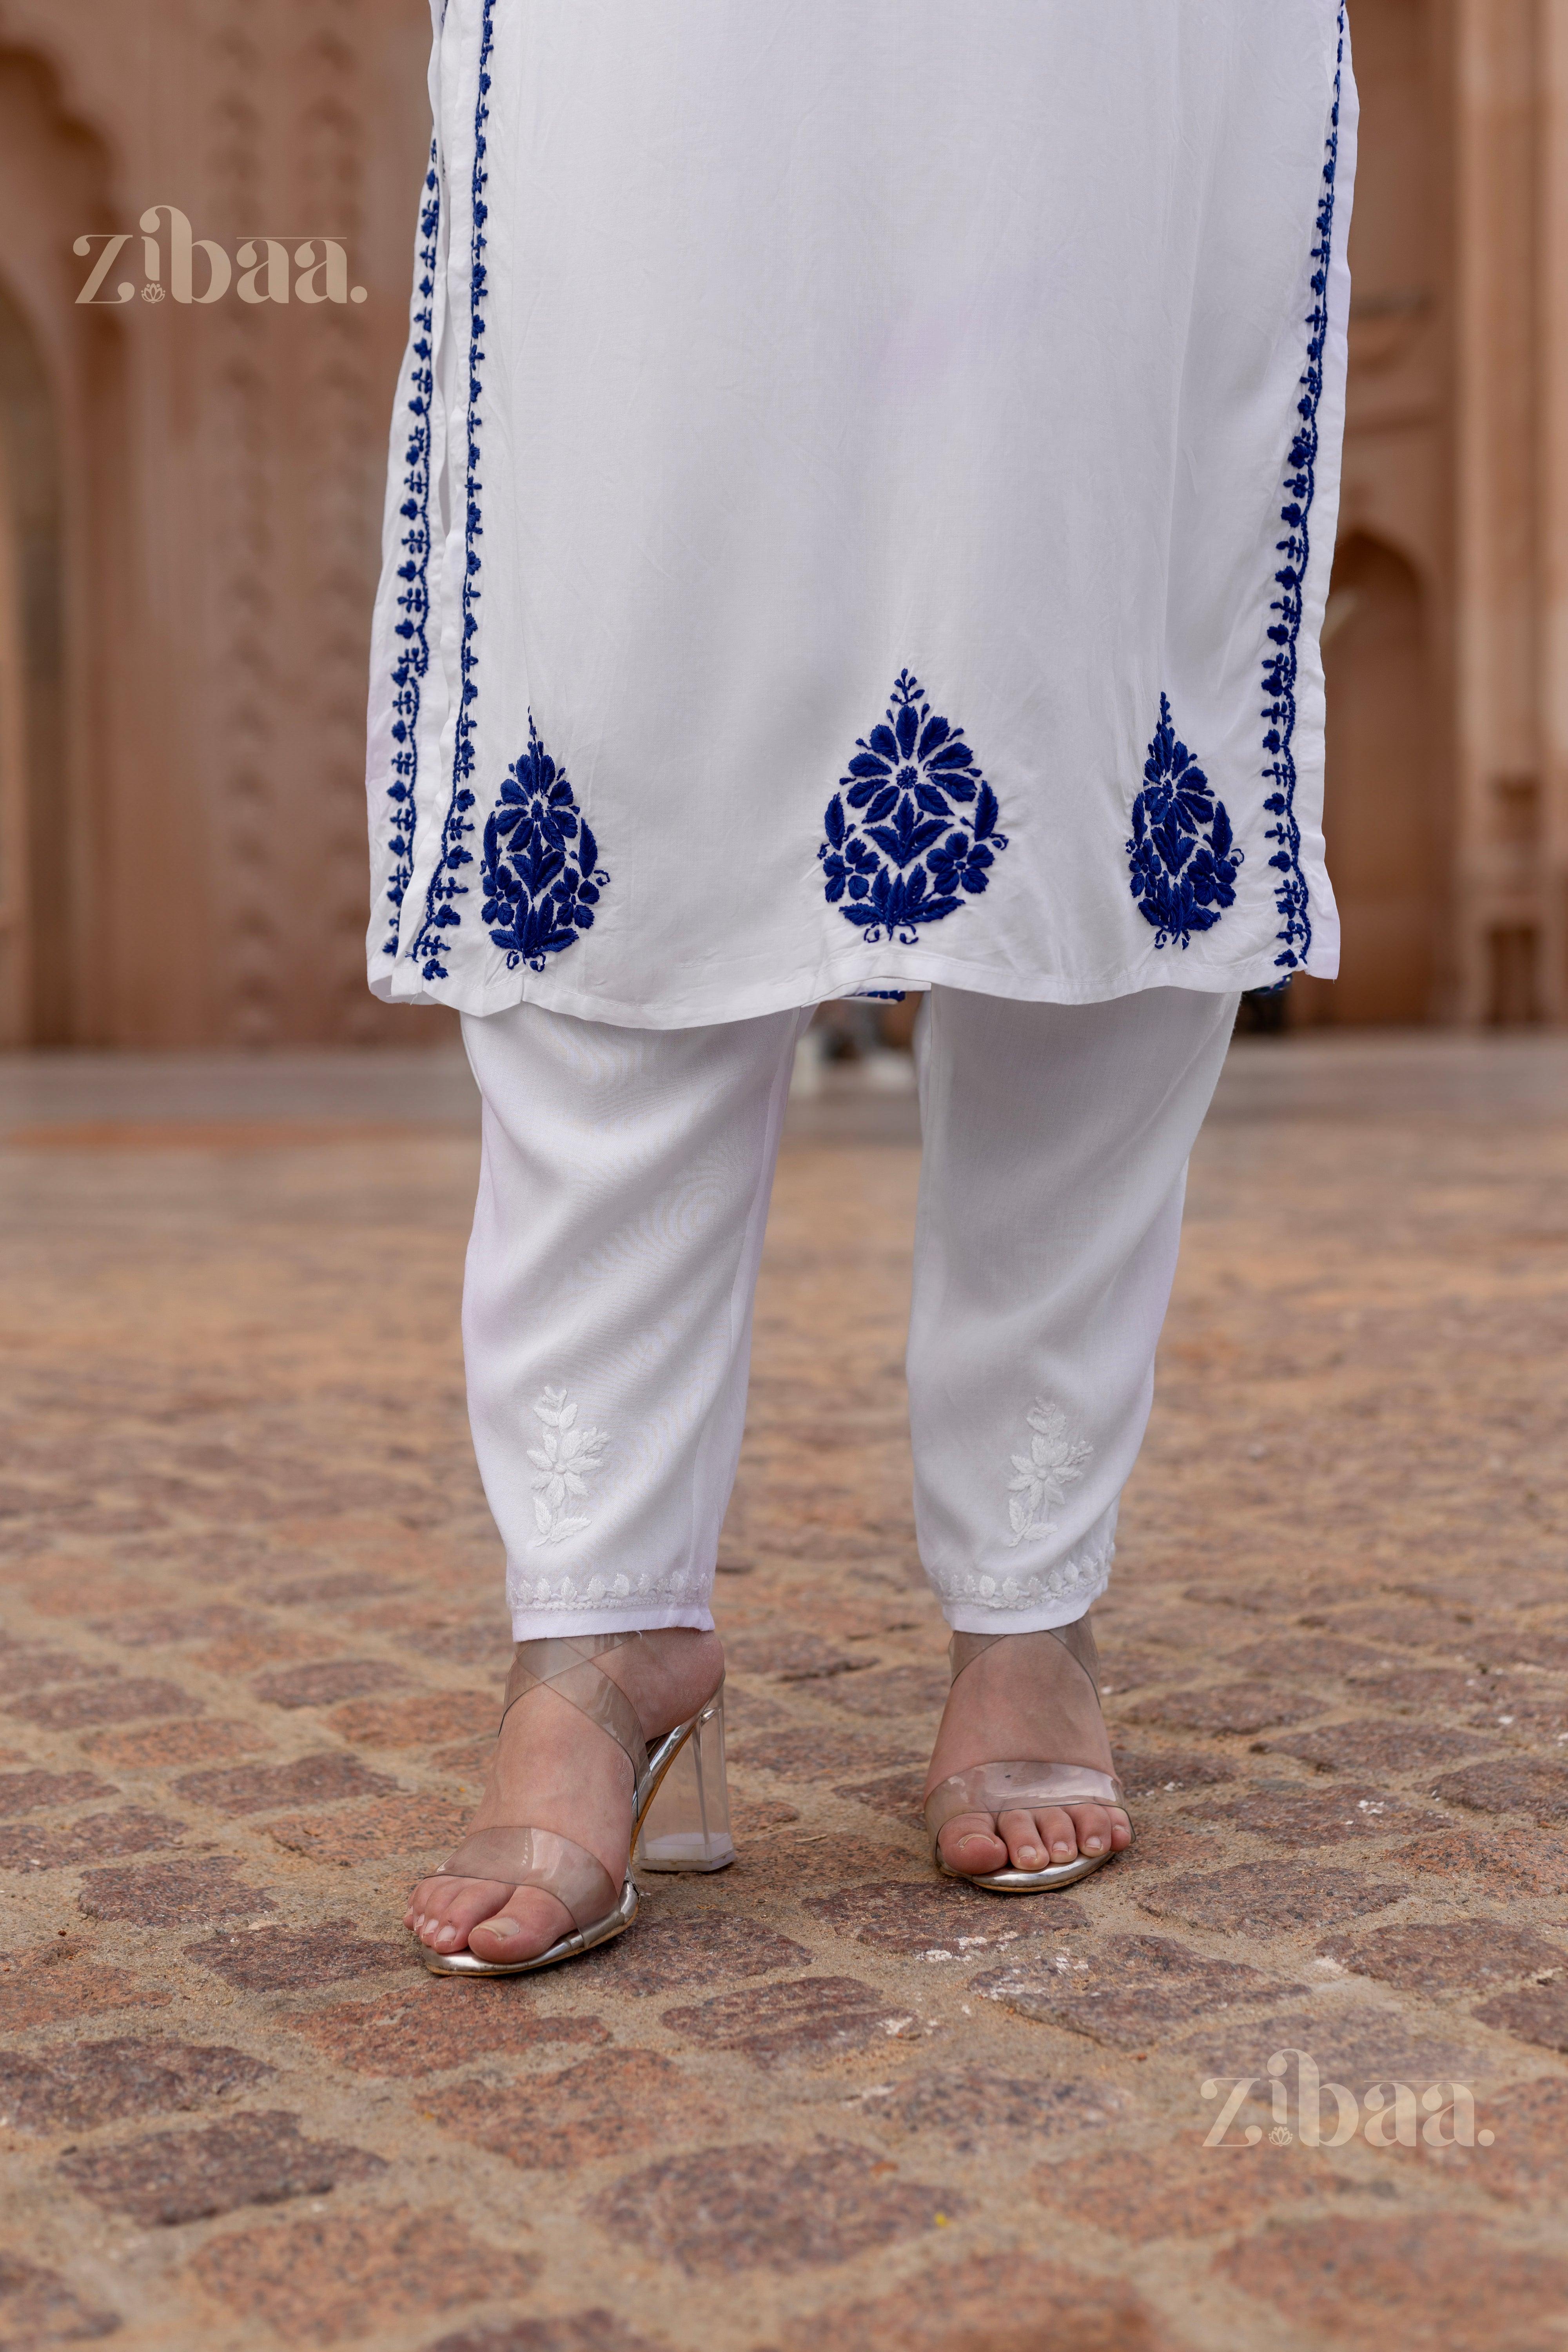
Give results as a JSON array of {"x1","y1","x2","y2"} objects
[
  {"x1": 407, "y1": 1627, "x2": 724, "y2": 1964},
  {"x1": 923, "y1": 1628, "x2": 1131, "y2": 1878}
]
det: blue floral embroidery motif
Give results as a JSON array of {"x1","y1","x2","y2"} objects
[
  {"x1": 380, "y1": 145, "x2": 440, "y2": 961},
  {"x1": 1262, "y1": 8, "x2": 1346, "y2": 973},
  {"x1": 411, "y1": 0, "x2": 494, "y2": 984},
  {"x1": 1126, "y1": 696, "x2": 1242, "y2": 949},
  {"x1": 480, "y1": 722, "x2": 610, "y2": 972},
  {"x1": 818, "y1": 671, "x2": 1008, "y2": 944}
]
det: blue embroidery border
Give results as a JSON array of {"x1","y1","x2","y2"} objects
[
  {"x1": 412, "y1": 0, "x2": 494, "y2": 984},
  {"x1": 380, "y1": 145, "x2": 440, "y2": 960},
  {"x1": 1260, "y1": 6, "x2": 1346, "y2": 973}
]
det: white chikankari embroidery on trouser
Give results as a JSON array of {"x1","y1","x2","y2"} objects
[
  {"x1": 1005, "y1": 1399, "x2": 1091, "y2": 1549},
  {"x1": 511, "y1": 1569, "x2": 651, "y2": 1610},
  {"x1": 942, "y1": 1524, "x2": 1114, "y2": 1616},
  {"x1": 526, "y1": 1387, "x2": 608, "y2": 1545}
]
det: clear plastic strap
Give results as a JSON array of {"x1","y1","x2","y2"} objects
[
  {"x1": 500, "y1": 1633, "x2": 648, "y2": 1783},
  {"x1": 949, "y1": 1616, "x2": 1102, "y2": 1701},
  {"x1": 434, "y1": 1824, "x2": 618, "y2": 1932},
  {"x1": 925, "y1": 1761, "x2": 1125, "y2": 1837}
]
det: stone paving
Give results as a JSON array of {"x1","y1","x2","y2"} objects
[{"x1": 0, "y1": 1032, "x2": 1566, "y2": 2352}]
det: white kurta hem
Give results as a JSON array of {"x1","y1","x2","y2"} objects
[{"x1": 367, "y1": 2, "x2": 1356, "y2": 1031}]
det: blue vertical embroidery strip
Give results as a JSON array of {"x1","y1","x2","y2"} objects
[
  {"x1": 1127, "y1": 695, "x2": 1242, "y2": 947},
  {"x1": 1261, "y1": 7, "x2": 1346, "y2": 973},
  {"x1": 412, "y1": 0, "x2": 494, "y2": 985},
  {"x1": 380, "y1": 145, "x2": 440, "y2": 961},
  {"x1": 818, "y1": 670, "x2": 1009, "y2": 944},
  {"x1": 480, "y1": 720, "x2": 611, "y2": 971}
]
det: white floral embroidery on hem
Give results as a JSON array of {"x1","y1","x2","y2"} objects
[
  {"x1": 933, "y1": 1532, "x2": 1114, "y2": 1616},
  {"x1": 509, "y1": 1568, "x2": 656, "y2": 1611},
  {"x1": 526, "y1": 1385, "x2": 609, "y2": 1546},
  {"x1": 1005, "y1": 1398, "x2": 1092, "y2": 1549}
]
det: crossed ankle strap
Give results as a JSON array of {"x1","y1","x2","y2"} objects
[
  {"x1": 499, "y1": 1632, "x2": 649, "y2": 1788},
  {"x1": 949, "y1": 1616, "x2": 1102, "y2": 1700}
]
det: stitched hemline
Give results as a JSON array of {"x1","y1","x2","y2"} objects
[{"x1": 506, "y1": 1601, "x2": 716, "y2": 1642}]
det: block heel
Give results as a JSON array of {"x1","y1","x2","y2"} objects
[{"x1": 634, "y1": 1690, "x2": 735, "y2": 1873}]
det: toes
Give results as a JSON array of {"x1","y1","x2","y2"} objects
[
  {"x1": 467, "y1": 1885, "x2": 576, "y2": 1964},
  {"x1": 416, "y1": 1880, "x2": 466, "y2": 1951},
  {"x1": 1067, "y1": 1803, "x2": 1110, "y2": 1858},
  {"x1": 412, "y1": 1876, "x2": 512, "y2": 1952},
  {"x1": 997, "y1": 1808, "x2": 1052, "y2": 1869},
  {"x1": 412, "y1": 1871, "x2": 618, "y2": 1963},
  {"x1": 1033, "y1": 1807, "x2": 1080, "y2": 1863},
  {"x1": 937, "y1": 1811, "x2": 1009, "y2": 1877},
  {"x1": 938, "y1": 1804, "x2": 1129, "y2": 1877},
  {"x1": 1004, "y1": 1809, "x2": 1131, "y2": 1869},
  {"x1": 1065, "y1": 1802, "x2": 1131, "y2": 1857},
  {"x1": 407, "y1": 1874, "x2": 458, "y2": 1934},
  {"x1": 407, "y1": 1875, "x2": 448, "y2": 1940}
]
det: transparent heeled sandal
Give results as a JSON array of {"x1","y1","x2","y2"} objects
[
  {"x1": 924, "y1": 1618, "x2": 1131, "y2": 1893},
  {"x1": 420, "y1": 1632, "x2": 733, "y2": 1977}
]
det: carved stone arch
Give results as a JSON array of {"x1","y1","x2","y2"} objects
[{"x1": 1302, "y1": 529, "x2": 1441, "y2": 1024}]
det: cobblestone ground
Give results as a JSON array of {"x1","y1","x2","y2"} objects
[{"x1": 1, "y1": 1034, "x2": 1566, "y2": 2352}]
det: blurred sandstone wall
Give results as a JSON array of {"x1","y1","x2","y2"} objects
[
  {"x1": 0, "y1": 1, "x2": 1564, "y2": 1044},
  {"x1": 0, "y1": 0, "x2": 436, "y2": 1047},
  {"x1": 1310, "y1": 0, "x2": 1568, "y2": 1028}
]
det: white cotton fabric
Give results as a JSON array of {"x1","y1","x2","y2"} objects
[
  {"x1": 367, "y1": 1, "x2": 1356, "y2": 1028},
  {"x1": 460, "y1": 986, "x2": 1239, "y2": 1641}
]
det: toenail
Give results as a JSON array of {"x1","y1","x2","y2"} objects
[
  {"x1": 485, "y1": 1918, "x2": 521, "y2": 1940},
  {"x1": 1018, "y1": 1845, "x2": 1040, "y2": 1864},
  {"x1": 1084, "y1": 1837, "x2": 1103, "y2": 1852}
]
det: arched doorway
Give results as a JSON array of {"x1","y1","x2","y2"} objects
[
  {"x1": 1298, "y1": 530, "x2": 1440, "y2": 1023},
  {"x1": 0, "y1": 273, "x2": 64, "y2": 1047}
]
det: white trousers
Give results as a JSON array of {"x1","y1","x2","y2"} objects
[{"x1": 461, "y1": 987, "x2": 1238, "y2": 1642}]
